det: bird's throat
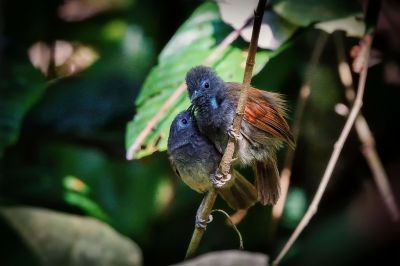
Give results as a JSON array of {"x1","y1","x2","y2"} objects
[{"x1": 210, "y1": 96, "x2": 218, "y2": 109}]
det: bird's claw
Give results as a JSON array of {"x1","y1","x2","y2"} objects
[
  {"x1": 228, "y1": 126, "x2": 242, "y2": 141},
  {"x1": 210, "y1": 172, "x2": 232, "y2": 188},
  {"x1": 195, "y1": 213, "x2": 213, "y2": 229}
]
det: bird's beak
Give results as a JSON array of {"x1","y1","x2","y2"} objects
[
  {"x1": 187, "y1": 104, "x2": 194, "y2": 115},
  {"x1": 190, "y1": 90, "x2": 200, "y2": 101}
]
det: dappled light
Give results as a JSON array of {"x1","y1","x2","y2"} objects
[
  {"x1": 59, "y1": 0, "x2": 133, "y2": 22},
  {"x1": 28, "y1": 40, "x2": 98, "y2": 78}
]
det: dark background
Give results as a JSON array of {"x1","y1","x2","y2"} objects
[{"x1": 0, "y1": 0, "x2": 399, "y2": 265}]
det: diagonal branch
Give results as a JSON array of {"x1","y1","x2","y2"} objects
[
  {"x1": 333, "y1": 31, "x2": 399, "y2": 221},
  {"x1": 185, "y1": 188, "x2": 217, "y2": 259},
  {"x1": 272, "y1": 34, "x2": 372, "y2": 266},
  {"x1": 184, "y1": 0, "x2": 267, "y2": 258},
  {"x1": 126, "y1": 27, "x2": 245, "y2": 160}
]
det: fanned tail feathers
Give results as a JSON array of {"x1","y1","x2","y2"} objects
[{"x1": 254, "y1": 158, "x2": 281, "y2": 205}]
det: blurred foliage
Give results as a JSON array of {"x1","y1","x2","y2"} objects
[
  {"x1": 282, "y1": 187, "x2": 307, "y2": 229},
  {"x1": 272, "y1": 0, "x2": 361, "y2": 26},
  {"x1": 0, "y1": 64, "x2": 46, "y2": 156},
  {"x1": 1, "y1": 206, "x2": 142, "y2": 266},
  {"x1": 1, "y1": 0, "x2": 400, "y2": 266}
]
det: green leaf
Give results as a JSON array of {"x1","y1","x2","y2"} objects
[
  {"x1": 64, "y1": 191, "x2": 110, "y2": 221},
  {"x1": 1, "y1": 207, "x2": 142, "y2": 266},
  {"x1": 125, "y1": 2, "x2": 270, "y2": 159},
  {"x1": 315, "y1": 16, "x2": 365, "y2": 37},
  {"x1": 63, "y1": 175, "x2": 110, "y2": 221},
  {"x1": 272, "y1": 0, "x2": 362, "y2": 27},
  {"x1": 63, "y1": 175, "x2": 91, "y2": 195},
  {"x1": 0, "y1": 63, "x2": 46, "y2": 157}
]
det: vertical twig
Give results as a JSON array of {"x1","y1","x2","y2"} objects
[
  {"x1": 333, "y1": 32, "x2": 399, "y2": 221},
  {"x1": 272, "y1": 35, "x2": 372, "y2": 266},
  {"x1": 272, "y1": 32, "x2": 329, "y2": 224},
  {"x1": 217, "y1": 0, "x2": 267, "y2": 178},
  {"x1": 185, "y1": 0, "x2": 267, "y2": 258}
]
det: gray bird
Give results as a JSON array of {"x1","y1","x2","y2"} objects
[
  {"x1": 185, "y1": 66, "x2": 295, "y2": 205},
  {"x1": 167, "y1": 110, "x2": 257, "y2": 211}
]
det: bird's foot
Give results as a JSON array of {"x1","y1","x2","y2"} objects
[
  {"x1": 228, "y1": 125, "x2": 242, "y2": 141},
  {"x1": 195, "y1": 213, "x2": 213, "y2": 229},
  {"x1": 210, "y1": 172, "x2": 232, "y2": 188}
]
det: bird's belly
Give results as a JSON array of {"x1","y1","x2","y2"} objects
[{"x1": 180, "y1": 169, "x2": 212, "y2": 193}]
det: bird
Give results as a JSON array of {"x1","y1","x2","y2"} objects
[
  {"x1": 167, "y1": 109, "x2": 258, "y2": 215},
  {"x1": 185, "y1": 65, "x2": 295, "y2": 205}
]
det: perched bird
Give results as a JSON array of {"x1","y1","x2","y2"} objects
[
  {"x1": 186, "y1": 66, "x2": 294, "y2": 205},
  {"x1": 167, "y1": 110, "x2": 257, "y2": 211}
]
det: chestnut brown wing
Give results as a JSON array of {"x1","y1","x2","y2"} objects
[
  {"x1": 244, "y1": 88, "x2": 294, "y2": 148},
  {"x1": 225, "y1": 83, "x2": 294, "y2": 148}
]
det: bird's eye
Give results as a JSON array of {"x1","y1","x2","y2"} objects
[
  {"x1": 181, "y1": 118, "x2": 187, "y2": 125},
  {"x1": 201, "y1": 80, "x2": 209, "y2": 89}
]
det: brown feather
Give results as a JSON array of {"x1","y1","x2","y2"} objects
[
  {"x1": 254, "y1": 158, "x2": 280, "y2": 205},
  {"x1": 244, "y1": 89, "x2": 295, "y2": 148},
  {"x1": 226, "y1": 83, "x2": 295, "y2": 148}
]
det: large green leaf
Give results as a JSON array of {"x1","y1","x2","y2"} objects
[
  {"x1": 125, "y1": 2, "x2": 270, "y2": 159},
  {"x1": 272, "y1": 0, "x2": 362, "y2": 27},
  {"x1": 1, "y1": 207, "x2": 142, "y2": 266}
]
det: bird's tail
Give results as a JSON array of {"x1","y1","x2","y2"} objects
[
  {"x1": 218, "y1": 170, "x2": 258, "y2": 210},
  {"x1": 254, "y1": 157, "x2": 281, "y2": 205}
]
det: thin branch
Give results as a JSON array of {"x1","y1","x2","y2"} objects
[
  {"x1": 272, "y1": 35, "x2": 372, "y2": 266},
  {"x1": 217, "y1": 0, "x2": 267, "y2": 178},
  {"x1": 185, "y1": 189, "x2": 217, "y2": 259},
  {"x1": 185, "y1": 0, "x2": 267, "y2": 258},
  {"x1": 211, "y1": 209, "x2": 244, "y2": 249},
  {"x1": 272, "y1": 32, "x2": 329, "y2": 224},
  {"x1": 333, "y1": 32, "x2": 399, "y2": 221},
  {"x1": 126, "y1": 27, "x2": 244, "y2": 160}
]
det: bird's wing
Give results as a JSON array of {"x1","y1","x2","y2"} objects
[{"x1": 244, "y1": 88, "x2": 295, "y2": 148}]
